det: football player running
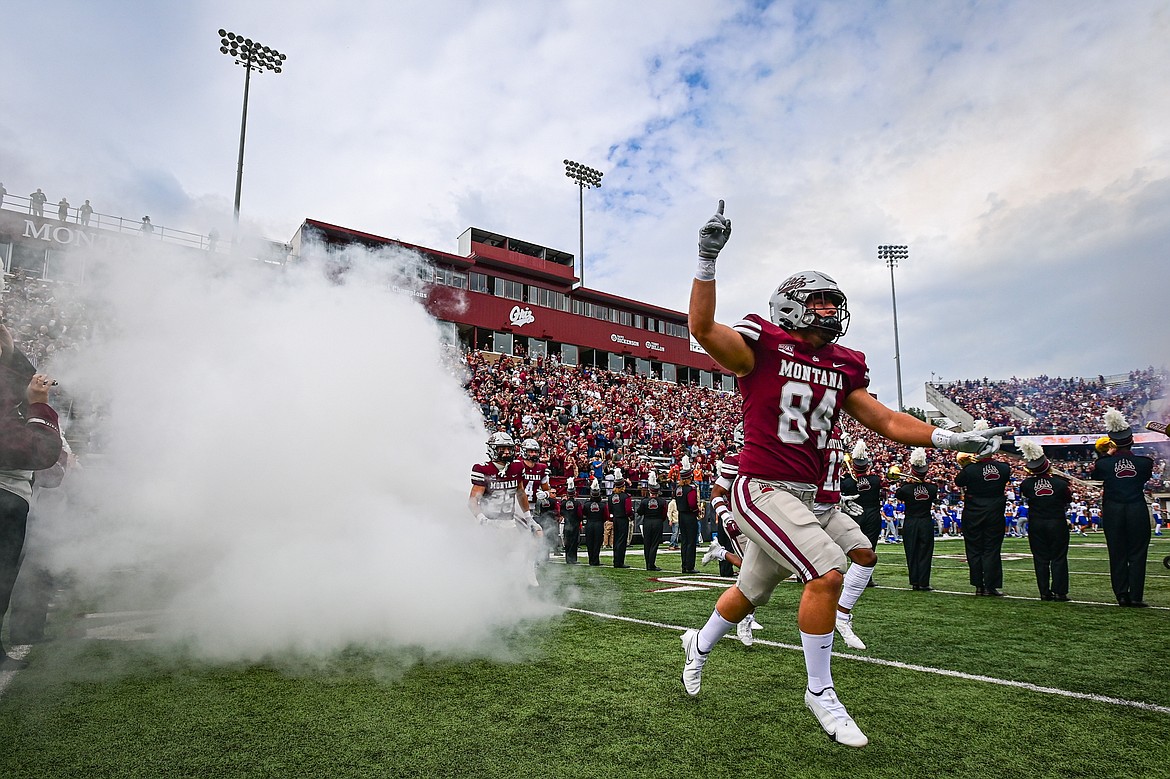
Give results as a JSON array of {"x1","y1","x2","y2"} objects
[
  {"x1": 519, "y1": 438, "x2": 557, "y2": 556},
  {"x1": 468, "y1": 431, "x2": 543, "y2": 587},
  {"x1": 681, "y1": 200, "x2": 1010, "y2": 747}
]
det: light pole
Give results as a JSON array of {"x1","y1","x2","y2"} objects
[
  {"x1": 563, "y1": 159, "x2": 603, "y2": 288},
  {"x1": 878, "y1": 244, "x2": 909, "y2": 411},
  {"x1": 218, "y1": 29, "x2": 286, "y2": 244}
]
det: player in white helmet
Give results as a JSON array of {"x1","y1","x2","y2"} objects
[
  {"x1": 469, "y1": 431, "x2": 542, "y2": 586},
  {"x1": 681, "y1": 200, "x2": 1011, "y2": 747}
]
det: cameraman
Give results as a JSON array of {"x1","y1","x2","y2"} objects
[{"x1": 0, "y1": 315, "x2": 63, "y2": 668}]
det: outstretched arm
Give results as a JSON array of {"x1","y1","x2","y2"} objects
[
  {"x1": 688, "y1": 200, "x2": 754, "y2": 377},
  {"x1": 844, "y1": 389, "x2": 1012, "y2": 456}
]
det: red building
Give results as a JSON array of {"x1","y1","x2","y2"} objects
[{"x1": 291, "y1": 219, "x2": 736, "y2": 390}]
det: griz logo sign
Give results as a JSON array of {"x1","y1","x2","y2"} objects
[
  {"x1": 1114, "y1": 458, "x2": 1138, "y2": 478},
  {"x1": 1034, "y1": 479, "x2": 1055, "y2": 497},
  {"x1": 509, "y1": 305, "x2": 535, "y2": 327},
  {"x1": 982, "y1": 464, "x2": 1002, "y2": 481}
]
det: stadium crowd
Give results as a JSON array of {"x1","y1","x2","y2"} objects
[
  {"x1": 0, "y1": 270, "x2": 90, "y2": 369},
  {"x1": 933, "y1": 370, "x2": 1165, "y2": 435},
  {"x1": 464, "y1": 347, "x2": 1166, "y2": 504}
]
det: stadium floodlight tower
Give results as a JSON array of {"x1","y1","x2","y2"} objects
[
  {"x1": 878, "y1": 244, "x2": 910, "y2": 412},
  {"x1": 563, "y1": 159, "x2": 603, "y2": 289},
  {"x1": 217, "y1": 29, "x2": 287, "y2": 245}
]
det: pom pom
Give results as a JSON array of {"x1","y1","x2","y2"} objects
[
  {"x1": 1104, "y1": 408, "x2": 1128, "y2": 433},
  {"x1": 1019, "y1": 440, "x2": 1045, "y2": 462}
]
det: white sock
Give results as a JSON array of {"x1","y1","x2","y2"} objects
[
  {"x1": 801, "y1": 630, "x2": 835, "y2": 692},
  {"x1": 697, "y1": 609, "x2": 736, "y2": 653},
  {"x1": 838, "y1": 563, "x2": 874, "y2": 612}
]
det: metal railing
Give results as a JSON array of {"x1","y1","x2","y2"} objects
[{"x1": 1, "y1": 191, "x2": 222, "y2": 252}]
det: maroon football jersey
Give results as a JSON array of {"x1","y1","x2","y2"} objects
[
  {"x1": 471, "y1": 460, "x2": 526, "y2": 520},
  {"x1": 815, "y1": 429, "x2": 847, "y2": 503},
  {"x1": 520, "y1": 461, "x2": 550, "y2": 501},
  {"x1": 733, "y1": 314, "x2": 869, "y2": 484}
]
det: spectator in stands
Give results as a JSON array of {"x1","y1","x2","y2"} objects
[
  {"x1": 140, "y1": 216, "x2": 154, "y2": 236},
  {"x1": 79, "y1": 200, "x2": 93, "y2": 226},
  {"x1": 57, "y1": 197, "x2": 69, "y2": 222},
  {"x1": 29, "y1": 188, "x2": 47, "y2": 217}
]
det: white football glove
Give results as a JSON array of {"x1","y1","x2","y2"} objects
[
  {"x1": 931, "y1": 426, "x2": 1014, "y2": 456},
  {"x1": 840, "y1": 495, "x2": 864, "y2": 518},
  {"x1": 695, "y1": 199, "x2": 731, "y2": 280},
  {"x1": 476, "y1": 512, "x2": 489, "y2": 526}
]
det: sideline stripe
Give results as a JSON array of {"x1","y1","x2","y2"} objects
[{"x1": 565, "y1": 606, "x2": 1170, "y2": 715}]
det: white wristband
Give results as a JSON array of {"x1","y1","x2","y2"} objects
[
  {"x1": 476, "y1": 513, "x2": 489, "y2": 524},
  {"x1": 930, "y1": 428, "x2": 953, "y2": 449},
  {"x1": 695, "y1": 259, "x2": 716, "y2": 281}
]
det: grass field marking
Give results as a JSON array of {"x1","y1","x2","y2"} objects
[
  {"x1": 644, "y1": 571, "x2": 1168, "y2": 609},
  {"x1": 565, "y1": 607, "x2": 1170, "y2": 716}
]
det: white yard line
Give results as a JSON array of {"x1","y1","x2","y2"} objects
[{"x1": 566, "y1": 606, "x2": 1170, "y2": 715}]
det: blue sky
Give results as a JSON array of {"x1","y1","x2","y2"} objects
[{"x1": 4, "y1": 0, "x2": 1169, "y2": 409}]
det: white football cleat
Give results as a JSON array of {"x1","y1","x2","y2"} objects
[
  {"x1": 736, "y1": 618, "x2": 754, "y2": 647},
  {"x1": 701, "y1": 539, "x2": 726, "y2": 565},
  {"x1": 749, "y1": 614, "x2": 763, "y2": 630},
  {"x1": 835, "y1": 614, "x2": 866, "y2": 650},
  {"x1": 680, "y1": 628, "x2": 708, "y2": 696},
  {"x1": 527, "y1": 566, "x2": 540, "y2": 587},
  {"x1": 805, "y1": 687, "x2": 868, "y2": 747}
]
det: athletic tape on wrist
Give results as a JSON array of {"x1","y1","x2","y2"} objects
[
  {"x1": 930, "y1": 428, "x2": 953, "y2": 449},
  {"x1": 695, "y1": 259, "x2": 716, "y2": 281}
]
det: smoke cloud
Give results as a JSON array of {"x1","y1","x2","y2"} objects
[{"x1": 33, "y1": 237, "x2": 569, "y2": 663}]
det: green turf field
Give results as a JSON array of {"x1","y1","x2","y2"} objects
[{"x1": 2, "y1": 534, "x2": 1168, "y2": 779}]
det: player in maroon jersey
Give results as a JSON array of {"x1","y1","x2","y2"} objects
[
  {"x1": 812, "y1": 427, "x2": 875, "y2": 651},
  {"x1": 468, "y1": 431, "x2": 542, "y2": 586},
  {"x1": 519, "y1": 438, "x2": 556, "y2": 556},
  {"x1": 519, "y1": 438, "x2": 551, "y2": 504},
  {"x1": 680, "y1": 200, "x2": 1011, "y2": 747}
]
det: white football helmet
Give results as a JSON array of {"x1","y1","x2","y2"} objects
[
  {"x1": 487, "y1": 431, "x2": 517, "y2": 463},
  {"x1": 768, "y1": 270, "x2": 850, "y2": 342},
  {"x1": 732, "y1": 422, "x2": 745, "y2": 450},
  {"x1": 521, "y1": 438, "x2": 541, "y2": 460}
]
